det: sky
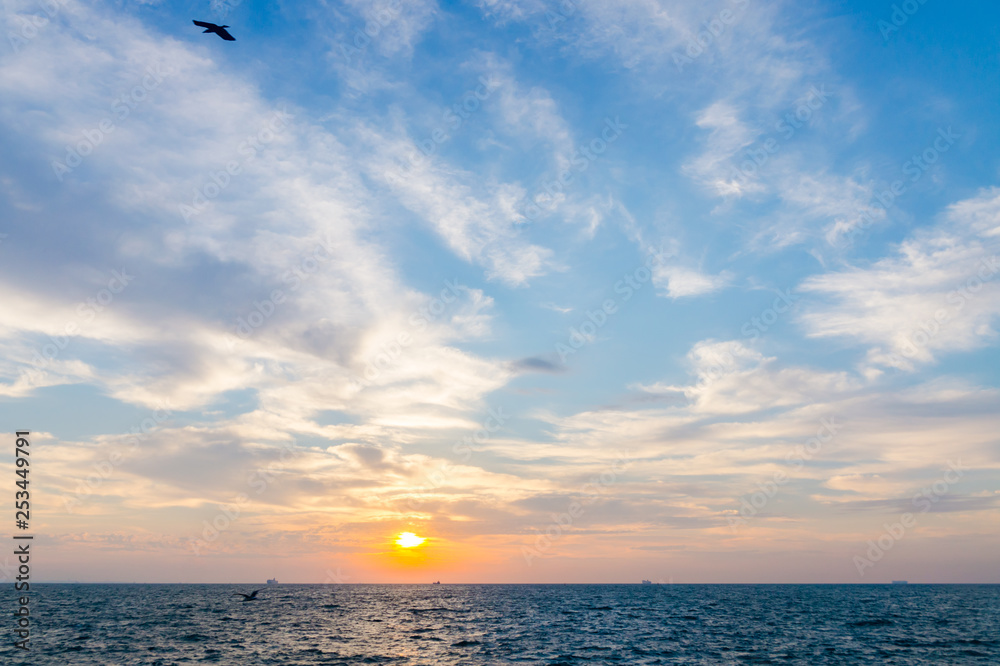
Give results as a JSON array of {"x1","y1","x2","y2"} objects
[{"x1": 0, "y1": 0, "x2": 998, "y2": 584}]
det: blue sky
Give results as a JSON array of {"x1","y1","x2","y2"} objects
[{"x1": 1, "y1": 0, "x2": 998, "y2": 583}]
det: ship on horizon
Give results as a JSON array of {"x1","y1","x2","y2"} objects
[{"x1": 266, "y1": 578, "x2": 278, "y2": 585}]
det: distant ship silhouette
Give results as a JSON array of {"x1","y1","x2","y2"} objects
[
  {"x1": 432, "y1": 580, "x2": 441, "y2": 584},
  {"x1": 267, "y1": 578, "x2": 278, "y2": 585},
  {"x1": 641, "y1": 580, "x2": 653, "y2": 585},
  {"x1": 891, "y1": 580, "x2": 909, "y2": 584}
]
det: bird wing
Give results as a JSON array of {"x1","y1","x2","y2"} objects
[
  {"x1": 249, "y1": 589, "x2": 261, "y2": 598},
  {"x1": 216, "y1": 27, "x2": 236, "y2": 41},
  {"x1": 193, "y1": 20, "x2": 217, "y2": 29}
]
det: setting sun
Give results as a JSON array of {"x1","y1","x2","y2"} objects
[{"x1": 395, "y1": 532, "x2": 426, "y2": 548}]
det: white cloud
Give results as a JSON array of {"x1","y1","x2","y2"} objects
[
  {"x1": 683, "y1": 101, "x2": 757, "y2": 196},
  {"x1": 491, "y1": 69, "x2": 576, "y2": 173},
  {"x1": 799, "y1": 188, "x2": 1000, "y2": 372},
  {"x1": 653, "y1": 264, "x2": 731, "y2": 298},
  {"x1": 610, "y1": 204, "x2": 730, "y2": 299},
  {"x1": 337, "y1": 0, "x2": 438, "y2": 60},
  {"x1": 358, "y1": 125, "x2": 554, "y2": 286},
  {"x1": 646, "y1": 339, "x2": 858, "y2": 414}
]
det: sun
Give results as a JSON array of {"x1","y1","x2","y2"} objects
[{"x1": 395, "y1": 532, "x2": 426, "y2": 548}]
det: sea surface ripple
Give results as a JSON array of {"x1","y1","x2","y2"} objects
[{"x1": 5, "y1": 583, "x2": 999, "y2": 664}]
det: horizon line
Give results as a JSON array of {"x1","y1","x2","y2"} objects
[{"x1": 30, "y1": 581, "x2": 1000, "y2": 585}]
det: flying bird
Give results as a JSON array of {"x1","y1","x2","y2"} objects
[
  {"x1": 232, "y1": 589, "x2": 262, "y2": 601},
  {"x1": 193, "y1": 20, "x2": 236, "y2": 41}
]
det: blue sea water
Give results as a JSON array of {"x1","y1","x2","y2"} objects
[{"x1": 3, "y1": 584, "x2": 999, "y2": 664}]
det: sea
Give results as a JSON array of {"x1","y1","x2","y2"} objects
[{"x1": 3, "y1": 584, "x2": 998, "y2": 664}]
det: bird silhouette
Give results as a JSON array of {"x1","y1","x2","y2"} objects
[
  {"x1": 232, "y1": 589, "x2": 262, "y2": 601},
  {"x1": 193, "y1": 20, "x2": 235, "y2": 41}
]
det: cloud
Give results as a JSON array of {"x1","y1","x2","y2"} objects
[
  {"x1": 683, "y1": 101, "x2": 757, "y2": 196},
  {"x1": 331, "y1": 0, "x2": 438, "y2": 62},
  {"x1": 832, "y1": 494, "x2": 1000, "y2": 514},
  {"x1": 638, "y1": 340, "x2": 858, "y2": 415},
  {"x1": 610, "y1": 206, "x2": 730, "y2": 299},
  {"x1": 653, "y1": 264, "x2": 731, "y2": 298},
  {"x1": 491, "y1": 67, "x2": 577, "y2": 173},
  {"x1": 509, "y1": 356, "x2": 566, "y2": 374},
  {"x1": 798, "y1": 187, "x2": 1000, "y2": 373},
  {"x1": 358, "y1": 125, "x2": 554, "y2": 285}
]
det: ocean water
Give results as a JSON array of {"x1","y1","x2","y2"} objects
[{"x1": 4, "y1": 584, "x2": 999, "y2": 664}]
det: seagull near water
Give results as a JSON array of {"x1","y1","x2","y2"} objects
[
  {"x1": 193, "y1": 20, "x2": 236, "y2": 41},
  {"x1": 232, "y1": 589, "x2": 262, "y2": 601}
]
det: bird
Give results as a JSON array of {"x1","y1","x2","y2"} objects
[
  {"x1": 193, "y1": 20, "x2": 236, "y2": 41},
  {"x1": 232, "y1": 589, "x2": 262, "y2": 601}
]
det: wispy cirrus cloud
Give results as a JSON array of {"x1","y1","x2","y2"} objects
[{"x1": 798, "y1": 187, "x2": 1000, "y2": 374}]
